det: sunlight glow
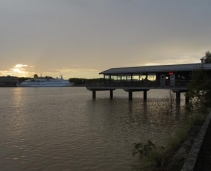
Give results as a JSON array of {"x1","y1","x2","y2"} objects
[
  {"x1": 144, "y1": 63, "x2": 160, "y2": 66},
  {"x1": 0, "y1": 64, "x2": 100, "y2": 78},
  {"x1": 12, "y1": 68, "x2": 25, "y2": 73},
  {"x1": 15, "y1": 64, "x2": 28, "y2": 68},
  {"x1": 10, "y1": 64, "x2": 29, "y2": 76}
]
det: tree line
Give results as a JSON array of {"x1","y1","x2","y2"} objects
[{"x1": 69, "y1": 78, "x2": 104, "y2": 85}]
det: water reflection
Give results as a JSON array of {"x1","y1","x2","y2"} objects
[
  {"x1": 11, "y1": 88, "x2": 27, "y2": 133},
  {"x1": 0, "y1": 88, "x2": 187, "y2": 171},
  {"x1": 12, "y1": 88, "x2": 25, "y2": 110}
]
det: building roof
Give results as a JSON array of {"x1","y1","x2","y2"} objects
[{"x1": 100, "y1": 63, "x2": 211, "y2": 75}]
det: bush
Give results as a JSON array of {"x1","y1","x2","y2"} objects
[{"x1": 132, "y1": 112, "x2": 207, "y2": 171}]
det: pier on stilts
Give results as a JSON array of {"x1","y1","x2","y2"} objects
[{"x1": 86, "y1": 63, "x2": 211, "y2": 105}]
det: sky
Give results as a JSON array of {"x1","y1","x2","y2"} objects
[{"x1": 0, "y1": 0, "x2": 211, "y2": 79}]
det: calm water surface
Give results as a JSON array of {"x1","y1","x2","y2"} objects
[{"x1": 0, "y1": 88, "x2": 186, "y2": 171}]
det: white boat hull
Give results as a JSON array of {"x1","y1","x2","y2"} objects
[
  {"x1": 17, "y1": 83, "x2": 74, "y2": 87},
  {"x1": 17, "y1": 76, "x2": 74, "y2": 87}
]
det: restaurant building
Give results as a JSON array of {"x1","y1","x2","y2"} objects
[{"x1": 86, "y1": 62, "x2": 211, "y2": 103}]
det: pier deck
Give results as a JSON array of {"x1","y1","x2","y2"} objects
[{"x1": 86, "y1": 62, "x2": 211, "y2": 103}]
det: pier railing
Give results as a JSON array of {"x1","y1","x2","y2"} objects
[{"x1": 86, "y1": 80, "x2": 190, "y2": 89}]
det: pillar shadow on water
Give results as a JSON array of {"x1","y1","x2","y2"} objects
[{"x1": 142, "y1": 102, "x2": 148, "y2": 124}]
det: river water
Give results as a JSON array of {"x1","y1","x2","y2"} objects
[{"x1": 0, "y1": 87, "x2": 186, "y2": 171}]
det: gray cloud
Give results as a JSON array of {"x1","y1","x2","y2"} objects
[{"x1": 0, "y1": 0, "x2": 211, "y2": 77}]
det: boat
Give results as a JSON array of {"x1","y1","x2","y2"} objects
[{"x1": 17, "y1": 75, "x2": 74, "y2": 87}]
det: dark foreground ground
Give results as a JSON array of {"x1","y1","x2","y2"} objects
[{"x1": 202, "y1": 125, "x2": 211, "y2": 171}]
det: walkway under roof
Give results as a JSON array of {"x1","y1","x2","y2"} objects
[{"x1": 100, "y1": 63, "x2": 211, "y2": 75}]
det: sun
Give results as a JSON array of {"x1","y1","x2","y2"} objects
[{"x1": 11, "y1": 64, "x2": 29, "y2": 76}]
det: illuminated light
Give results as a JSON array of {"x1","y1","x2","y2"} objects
[{"x1": 169, "y1": 72, "x2": 174, "y2": 75}]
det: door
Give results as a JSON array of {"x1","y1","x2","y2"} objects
[
  {"x1": 170, "y1": 74, "x2": 175, "y2": 86},
  {"x1": 160, "y1": 75, "x2": 165, "y2": 87}
]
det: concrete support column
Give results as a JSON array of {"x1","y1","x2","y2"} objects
[
  {"x1": 129, "y1": 91, "x2": 133, "y2": 101},
  {"x1": 176, "y1": 92, "x2": 180, "y2": 104},
  {"x1": 92, "y1": 90, "x2": 96, "y2": 99},
  {"x1": 110, "y1": 90, "x2": 113, "y2": 99},
  {"x1": 143, "y1": 91, "x2": 147, "y2": 102}
]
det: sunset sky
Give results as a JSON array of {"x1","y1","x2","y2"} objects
[{"x1": 0, "y1": 0, "x2": 211, "y2": 79}]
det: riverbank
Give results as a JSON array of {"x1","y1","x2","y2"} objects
[
  {"x1": 167, "y1": 124, "x2": 202, "y2": 171},
  {"x1": 167, "y1": 110, "x2": 211, "y2": 171},
  {"x1": 172, "y1": 110, "x2": 211, "y2": 171},
  {"x1": 181, "y1": 110, "x2": 211, "y2": 171},
  {"x1": 132, "y1": 111, "x2": 210, "y2": 171},
  {"x1": 0, "y1": 85, "x2": 17, "y2": 87}
]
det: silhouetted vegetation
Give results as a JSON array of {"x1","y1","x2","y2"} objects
[
  {"x1": 18, "y1": 77, "x2": 31, "y2": 83},
  {"x1": 69, "y1": 78, "x2": 104, "y2": 86},
  {"x1": 187, "y1": 69, "x2": 211, "y2": 110},
  {"x1": 187, "y1": 51, "x2": 211, "y2": 110},
  {"x1": 44, "y1": 76, "x2": 53, "y2": 79},
  {"x1": 34, "y1": 74, "x2": 38, "y2": 78},
  {"x1": 204, "y1": 51, "x2": 211, "y2": 63}
]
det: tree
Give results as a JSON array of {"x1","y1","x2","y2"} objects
[
  {"x1": 34, "y1": 74, "x2": 38, "y2": 78},
  {"x1": 187, "y1": 69, "x2": 211, "y2": 110},
  {"x1": 186, "y1": 52, "x2": 211, "y2": 110},
  {"x1": 204, "y1": 51, "x2": 211, "y2": 63}
]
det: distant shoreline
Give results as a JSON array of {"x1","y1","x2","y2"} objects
[
  {"x1": 0, "y1": 85, "x2": 86, "y2": 88},
  {"x1": 72, "y1": 85, "x2": 85, "y2": 87}
]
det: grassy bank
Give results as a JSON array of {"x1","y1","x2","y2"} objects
[{"x1": 132, "y1": 111, "x2": 208, "y2": 171}]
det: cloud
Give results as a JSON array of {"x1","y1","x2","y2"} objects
[
  {"x1": 11, "y1": 64, "x2": 28, "y2": 74},
  {"x1": 0, "y1": 70, "x2": 14, "y2": 76},
  {"x1": 49, "y1": 68, "x2": 100, "y2": 78},
  {"x1": 0, "y1": 1, "x2": 210, "y2": 79},
  {"x1": 0, "y1": 64, "x2": 35, "y2": 77},
  {"x1": 15, "y1": 64, "x2": 28, "y2": 68},
  {"x1": 41, "y1": 67, "x2": 101, "y2": 78},
  {"x1": 51, "y1": 68, "x2": 99, "y2": 73},
  {"x1": 144, "y1": 63, "x2": 161, "y2": 66}
]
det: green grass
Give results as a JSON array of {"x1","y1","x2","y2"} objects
[{"x1": 167, "y1": 112, "x2": 207, "y2": 151}]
